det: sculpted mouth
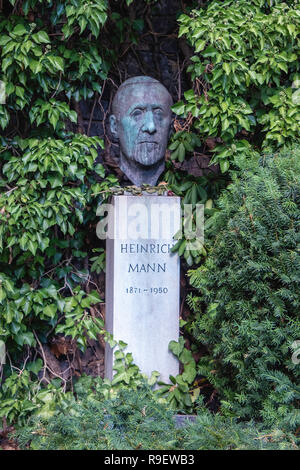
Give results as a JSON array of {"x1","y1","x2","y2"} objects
[
  {"x1": 137, "y1": 141, "x2": 158, "y2": 144},
  {"x1": 133, "y1": 142, "x2": 161, "y2": 165}
]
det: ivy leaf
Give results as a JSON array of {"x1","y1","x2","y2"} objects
[
  {"x1": 172, "y1": 101, "x2": 185, "y2": 115},
  {"x1": 43, "y1": 304, "x2": 57, "y2": 318},
  {"x1": 28, "y1": 240, "x2": 38, "y2": 256},
  {"x1": 27, "y1": 358, "x2": 43, "y2": 376},
  {"x1": 0, "y1": 35, "x2": 11, "y2": 46},
  {"x1": 69, "y1": 110, "x2": 77, "y2": 123},
  {"x1": 15, "y1": 332, "x2": 35, "y2": 347},
  {"x1": 47, "y1": 56, "x2": 64, "y2": 72},
  {"x1": 220, "y1": 160, "x2": 230, "y2": 173},
  {"x1": 79, "y1": 17, "x2": 88, "y2": 34},
  {"x1": 277, "y1": 62, "x2": 288, "y2": 74},
  {"x1": 87, "y1": 290, "x2": 102, "y2": 304},
  {"x1": 195, "y1": 39, "x2": 206, "y2": 52},
  {"x1": 32, "y1": 31, "x2": 50, "y2": 44},
  {"x1": 169, "y1": 337, "x2": 185, "y2": 358},
  {"x1": 222, "y1": 63, "x2": 231, "y2": 75},
  {"x1": 12, "y1": 24, "x2": 28, "y2": 36}
]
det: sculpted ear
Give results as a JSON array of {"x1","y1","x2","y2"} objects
[{"x1": 110, "y1": 115, "x2": 118, "y2": 139}]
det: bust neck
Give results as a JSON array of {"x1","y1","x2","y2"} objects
[{"x1": 119, "y1": 153, "x2": 165, "y2": 186}]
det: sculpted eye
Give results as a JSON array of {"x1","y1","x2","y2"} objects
[
  {"x1": 153, "y1": 108, "x2": 163, "y2": 117},
  {"x1": 131, "y1": 109, "x2": 143, "y2": 118}
]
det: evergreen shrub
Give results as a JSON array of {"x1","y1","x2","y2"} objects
[
  {"x1": 189, "y1": 145, "x2": 300, "y2": 429},
  {"x1": 14, "y1": 383, "x2": 297, "y2": 450}
]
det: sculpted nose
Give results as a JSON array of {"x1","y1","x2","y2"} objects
[{"x1": 142, "y1": 111, "x2": 156, "y2": 134}]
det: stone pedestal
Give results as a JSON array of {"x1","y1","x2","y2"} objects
[{"x1": 105, "y1": 195, "x2": 181, "y2": 383}]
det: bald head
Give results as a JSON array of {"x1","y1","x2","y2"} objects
[{"x1": 112, "y1": 76, "x2": 173, "y2": 116}]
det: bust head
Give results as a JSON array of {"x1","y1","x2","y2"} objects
[{"x1": 110, "y1": 76, "x2": 173, "y2": 186}]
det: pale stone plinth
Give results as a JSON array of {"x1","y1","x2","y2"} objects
[{"x1": 105, "y1": 195, "x2": 180, "y2": 383}]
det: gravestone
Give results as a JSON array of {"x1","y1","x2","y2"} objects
[{"x1": 105, "y1": 194, "x2": 180, "y2": 383}]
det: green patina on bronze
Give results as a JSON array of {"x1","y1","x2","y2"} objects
[{"x1": 110, "y1": 76, "x2": 173, "y2": 186}]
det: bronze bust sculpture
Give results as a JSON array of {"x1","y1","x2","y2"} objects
[{"x1": 110, "y1": 76, "x2": 173, "y2": 186}]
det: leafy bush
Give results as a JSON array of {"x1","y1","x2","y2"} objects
[
  {"x1": 188, "y1": 145, "x2": 300, "y2": 430},
  {"x1": 0, "y1": 371, "x2": 74, "y2": 426},
  {"x1": 14, "y1": 382, "x2": 298, "y2": 450},
  {"x1": 174, "y1": 0, "x2": 300, "y2": 171},
  {"x1": 0, "y1": 0, "x2": 108, "y2": 131},
  {"x1": 0, "y1": 0, "x2": 120, "y2": 425}
]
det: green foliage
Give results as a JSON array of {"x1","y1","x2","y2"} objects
[
  {"x1": 168, "y1": 130, "x2": 201, "y2": 163},
  {"x1": 163, "y1": 161, "x2": 228, "y2": 266},
  {"x1": 0, "y1": 0, "x2": 120, "y2": 426},
  {"x1": 0, "y1": 1, "x2": 108, "y2": 133},
  {"x1": 176, "y1": 0, "x2": 300, "y2": 170},
  {"x1": 0, "y1": 132, "x2": 116, "y2": 357},
  {"x1": 0, "y1": 135, "x2": 105, "y2": 253},
  {"x1": 53, "y1": 289, "x2": 104, "y2": 348},
  {"x1": 62, "y1": 0, "x2": 108, "y2": 39},
  {"x1": 188, "y1": 144, "x2": 300, "y2": 429},
  {"x1": 0, "y1": 285, "x2": 106, "y2": 424},
  {"x1": 109, "y1": 340, "x2": 160, "y2": 389},
  {"x1": 172, "y1": 177, "x2": 216, "y2": 266},
  {"x1": 90, "y1": 247, "x2": 105, "y2": 273},
  {"x1": 156, "y1": 337, "x2": 197, "y2": 412},
  {"x1": 0, "y1": 338, "x2": 158, "y2": 426},
  {"x1": 0, "y1": 371, "x2": 72, "y2": 425},
  {"x1": 14, "y1": 383, "x2": 298, "y2": 450}
]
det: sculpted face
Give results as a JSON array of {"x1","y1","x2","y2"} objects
[{"x1": 110, "y1": 77, "x2": 173, "y2": 186}]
